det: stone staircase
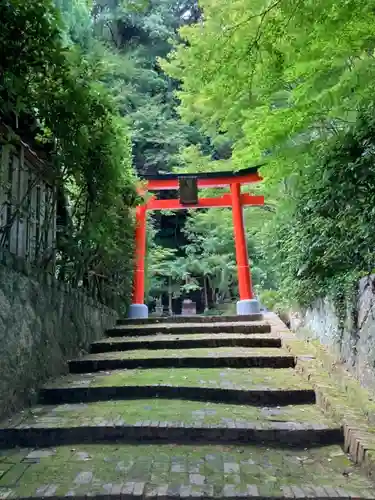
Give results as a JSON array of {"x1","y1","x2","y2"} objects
[{"x1": 0, "y1": 313, "x2": 373, "y2": 498}]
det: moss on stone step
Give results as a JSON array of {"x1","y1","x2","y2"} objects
[
  {"x1": 3, "y1": 400, "x2": 336, "y2": 429},
  {"x1": 45, "y1": 367, "x2": 310, "y2": 391},
  {"x1": 75, "y1": 347, "x2": 289, "y2": 360},
  {"x1": 0, "y1": 444, "x2": 373, "y2": 498}
]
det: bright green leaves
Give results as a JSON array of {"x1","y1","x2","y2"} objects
[
  {"x1": 260, "y1": 108, "x2": 375, "y2": 307},
  {"x1": 163, "y1": 0, "x2": 375, "y2": 173},
  {"x1": 121, "y1": 0, "x2": 150, "y2": 14},
  {"x1": 160, "y1": 0, "x2": 375, "y2": 309}
]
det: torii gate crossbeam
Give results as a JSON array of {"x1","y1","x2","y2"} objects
[{"x1": 129, "y1": 166, "x2": 265, "y2": 319}]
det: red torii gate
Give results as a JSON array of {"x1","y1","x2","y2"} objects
[{"x1": 129, "y1": 166, "x2": 264, "y2": 319}]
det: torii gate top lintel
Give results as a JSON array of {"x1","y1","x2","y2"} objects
[
  {"x1": 140, "y1": 165, "x2": 265, "y2": 211},
  {"x1": 129, "y1": 165, "x2": 265, "y2": 319},
  {"x1": 143, "y1": 165, "x2": 263, "y2": 191},
  {"x1": 142, "y1": 165, "x2": 264, "y2": 191}
]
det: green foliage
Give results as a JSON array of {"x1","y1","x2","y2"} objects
[
  {"x1": 183, "y1": 209, "x2": 238, "y2": 301},
  {"x1": 160, "y1": 0, "x2": 375, "y2": 313},
  {"x1": 54, "y1": 0, "x2": 94, "y2": 48},
  {"x1": 92, "y1": 0, "x2": 205, "y2": 176},
  {"x1": 263, "y1": 108, "x2": 375, "y2": 308},
  {"x1": 258, "y1": 290, "x2": 285, "y2": 312},
  {"x1": 163, "y1": 0, "x2": 375, "y2": 174},
  {"x1": 146, "y1": 243, "x2": 179, "y2": 298},
  {"x1": 1, "y1": 0, "x2": 137, "y2": 311},
  {"x1": 0, "y1": 0, "x2": 63, "y2": 117}
]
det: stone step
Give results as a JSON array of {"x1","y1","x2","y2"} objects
[
  {"x1": 39, "y1": 384, "x2": 315, "y2": 406},
  {"x1": 106, "y1": 321, "x2": 271, "y2": 337},
  {"x1": 40, "y1": 367, "x2": 315, "y2": 405},
  {"x1": 1, "y1": 400, "x2": 335, "y2": 444},
  {"x1": 1, "y1": 443, "x2": 372, "y2": 499},
  {"x1": 0, "y1": 421, "x2": 342, "y2": 449},
  {"x1": 1, "y1": 399, "x2": 339, "y2": 448},
  {"x1": 117, "y1": 314, "x2": 264, "y2": 325},
  {"x1": 68, "y1": 349, "x2": 295, "y2": 373},
  {"x1": 42, "y1": 366, "x2": 312, "y2": 393},
  {"x1": 91, "y1": 335, "x2": 282, "y2": 353}
]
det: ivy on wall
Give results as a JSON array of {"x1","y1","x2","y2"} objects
[{"x1": 0, "y1": 0, "x2": 138, "y2": 311}]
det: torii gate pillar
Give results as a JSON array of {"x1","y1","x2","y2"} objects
[
  {"x1": 128, "y1": 205, "x2": 148, "y2": 319},
  {"x1": 230, "y1": 183, "x2": 260, "y2": 315}
]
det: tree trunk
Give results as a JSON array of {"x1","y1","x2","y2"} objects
[
  {"x1": 203, "y1": 275, "x2": 209, "y2": 312},
  {"x1": 168, "y1": 276, "x2": 173, "y2": 316}
]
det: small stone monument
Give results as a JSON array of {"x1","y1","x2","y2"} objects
[
  {"x1": 181, "y1": 299, "x2": 196, "y2": 316},
  {"x1": 155, "y1": 298, "x2": 163, "y2": 316}
]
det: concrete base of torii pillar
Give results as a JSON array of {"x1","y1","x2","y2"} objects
[
  {"x1": 236, "y1": 298, "x2": 260, "y2": 315},
  {"x1": 128, "y1": 303, "x2": 148, "y2": 319}
]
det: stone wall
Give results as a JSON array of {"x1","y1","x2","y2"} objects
[
  {"x1": 0, "y1": 253, "x2": 118, "y2": 420},
  {"x1": 291, "y1": 275, "x2": 375, "y2": 394}
]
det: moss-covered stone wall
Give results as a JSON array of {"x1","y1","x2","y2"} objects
[
  {"x1": 0, "y1": 252, "x2": 117, "y2": 419},
  {"x1": 291, "y1": 275, "x2": 375, "y2": 396}
]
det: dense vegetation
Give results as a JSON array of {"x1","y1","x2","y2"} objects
[
  {"x1": 162, "y1": 0, "x2": 375, "y2": 312},
  {"x1": 5, "y1": 0, "x2": 375, "y2": 314},
  {"x1": 1, "y1": 0, "x2": 137, "y2": 310}
]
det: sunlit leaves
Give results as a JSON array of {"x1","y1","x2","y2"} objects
[
  {"x1": 161, "y1": 0, "x2": 375, "y2": 308},
  {"x1": 163, "y1": 0, "x2": 375, "y2": 177}
]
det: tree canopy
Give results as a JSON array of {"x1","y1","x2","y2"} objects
[
  {"x1": 163, "y1": 0, "x2": 375, "y2": 176},
  {"x1": 161, "y1": 0, "x2": 375, "y2": 311}
]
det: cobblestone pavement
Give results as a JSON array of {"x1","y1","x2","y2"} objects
[
  {"x1": 0, "y1": 444, "x2": 373, "y2": 498},
  {"x1": 0, "y1": 315, "x2": 374, "y2": 498}
]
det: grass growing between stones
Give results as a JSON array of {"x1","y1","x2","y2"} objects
[
  {"x1": 97, "y1": 334, "x2": 277, "y2": 343},
  {"x1": 45, "y1": 368, "x2": 310, "y2": 391},
  {"x1": 4, "y1": 400, "x2": 336, "y2": 429},
  {"x1": 0, "y1": 444, "x2": 373, "y2": 497},
  {"x1": 76, "y1": 347, "x2": 289, "y2": 360}
]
